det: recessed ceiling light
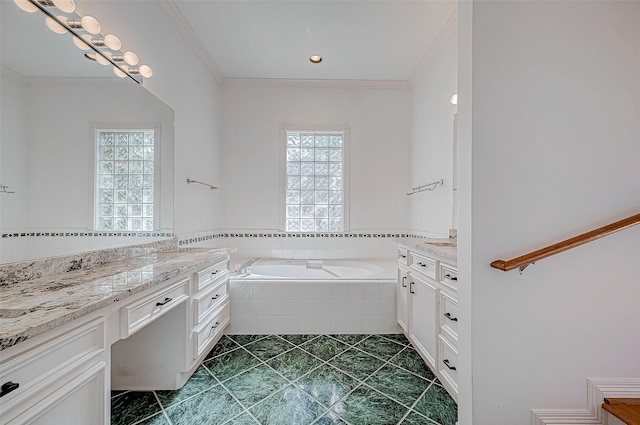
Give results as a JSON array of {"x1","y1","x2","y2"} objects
[{"x1": 309, "y1": 54, "x2": 323, "y2": 64}]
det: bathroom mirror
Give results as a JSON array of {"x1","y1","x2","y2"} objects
[{"x1": 0, "y1": 1, "x2": 175, "y2": 264}]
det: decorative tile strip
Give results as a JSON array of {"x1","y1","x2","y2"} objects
[
  {"x1": 2, "y1": 231, "x2": 174, "y2": 239},
  {"x1": 177, "y1": 232, "x2": 426, "y2": 246}
]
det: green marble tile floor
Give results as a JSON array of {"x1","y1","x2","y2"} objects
[{"x1": 111, "y1": 334, "x2": 458, "y2": 425}]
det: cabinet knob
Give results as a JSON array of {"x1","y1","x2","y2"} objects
[
  {"x1": 409, "y1": 281, "x2": 415, "y2": 294},
  {"x1": 401, "y1": 276, "x2": 407, "y2": 288},
  {"x1": 444, "y1": 312, "x2": 458, "y2": 322},
  {"x1": 212, "y1": 270, "x2": 219, "y2": 275},
  {"x1": 418, "y1": 262, "x2": 427, "y2": 268},
  {"x1": 212, "y1": 294, "x2": 220, "y2": 300},
  {"x1": 155, "y1": 297, "x2": 172, "y2": 306},
  {"x1": 0, "y1": 381, "x2": 19, "y2": 398},
  {"x1": 400, "y1": 254, "x2": 407, "y2": 258},
  {"x1": 443, "y1": 359, "x2": 457, "y2": 371},
  {"x1": 445, "y1": 274, "x2": 458, "y2": 281},
  {"x1": 212, "y1": 321, "x2": 220, "y2": 329}
]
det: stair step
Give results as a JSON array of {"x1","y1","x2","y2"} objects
[{"x1": 603, "y1": 398, "x2": 640, "y2": 425}]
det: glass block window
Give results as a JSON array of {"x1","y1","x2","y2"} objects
[
  {"x1": 285, "y1": 131, "x2": 344, "y2": 232},
  {"x1": 95, "y1": 129, "x2": 155, "y2": 231}
]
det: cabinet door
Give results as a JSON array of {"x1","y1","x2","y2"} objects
[
  {"x1": 397, "y1": 268, "x2": 409, "y2": 332},
  {"x1": 408, "y1": 273, "x2": 439, "y2": 369},
  {"x1": 7, "y1": 362, "x2": 107, "y2": 425}
]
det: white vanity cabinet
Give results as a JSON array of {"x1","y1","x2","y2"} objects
[
  {"x1": 190, "y1": 259, "x2": 230, "y2": 361},
  {"x1": 0, "y1": 251, "x2": 231, "y2": 424},
  {"x1": 397, "y1": 245, "x2": 458, "y2": 402},
  {"x1": 0, "y1": 316, "x2": 109, "y2": 425},
  {"x1": 111, "y1": 258, "x2": 231, "y2": 391}
]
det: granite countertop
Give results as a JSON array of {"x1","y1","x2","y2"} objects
[
  {"x1": 0, "y1": 248, "x2": 233, "y2": 351},
  {"x1": 395, "y1": 238, "x2": 457, "y2": 262}
]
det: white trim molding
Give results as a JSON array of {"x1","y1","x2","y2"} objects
[{"x1": 532, "y1": 378, "x2": 640, "y2": 425}]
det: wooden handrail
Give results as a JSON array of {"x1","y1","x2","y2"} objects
[{"x1": 491, "y1": 212, "x2": 640, "y2": 272}]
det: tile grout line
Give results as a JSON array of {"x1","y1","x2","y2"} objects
[{"x1": 205, "y1": 362, "x2": 263, "y2": 425}]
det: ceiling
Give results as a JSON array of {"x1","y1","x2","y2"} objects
[
  {"x1": 0, "y1": 0, "x2": 456, "y2": 82},
  {"x1": 171, "y1": 0, "x2": 457, "y2": 81}
]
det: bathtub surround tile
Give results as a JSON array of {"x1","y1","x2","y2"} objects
[
  {"x1": 164, "y1": 385, "x2": 244, "y2": 425},
  {"x1": 111, "y1": 391, "x2": 162, "y2": 425},
  {"x1": 112, "y1": 334, "x2": 457, "y2": 425},
  {"x1": 249, "y1": 385, "x2": 325, "y2": 425}
]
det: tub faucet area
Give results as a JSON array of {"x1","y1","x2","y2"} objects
[{"x1": 237, "y1": 257, "x2": 260, "y2": 274}]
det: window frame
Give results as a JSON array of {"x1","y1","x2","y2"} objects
[
  {"x1": 92, "y1": 124, "x2": 162, "y2": 233},
  {"x1": 279, "y1": 124, "x2": 350, "y2": 233}
]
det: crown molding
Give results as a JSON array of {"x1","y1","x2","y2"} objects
[
  {"x1": 161, "y1": 0, "x2": 224, "y2": 83},
  {"x1": 409, "y1": 7, "x2": 458, "y2": 85}
]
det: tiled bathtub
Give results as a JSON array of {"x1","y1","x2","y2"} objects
[{"x1": 228, "y1": 259, "x2": 399, "y2": 335}]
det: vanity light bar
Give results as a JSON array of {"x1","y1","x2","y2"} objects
[{"x1": 15, "y1": 0, "x2": 153, "y2": 81}]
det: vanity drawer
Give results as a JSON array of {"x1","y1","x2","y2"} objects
[
  {"x1": 0, "y1": 317, "x2": 105, "y2": 406},
  {"x1": 439, "y1": 263, "x2": 458, "y2": 292},
  {"x1": 120, "y1": 277, "x2": 190, "y2": 338},
  {"x1": 193, "y1": 280, "x2": 228, "y2": 325},
  {"x1": 194, "y1": 260, "x2": 228, "y2": 292},
  {"x1": 397, "y1": 248, "x2": 408, "y2": 265},
  {"x1": 438, "y1": 335, "x2": 459, "y2": 399},
  {"x1": 193, "y1": 301, "x2": 230, "y2": 359},
  {"x1": 439, "y1": 292, "x2": 459, "y2": 343},
  {"x1": 409, "y1": 253, "x2": 437, "y2": 279}
]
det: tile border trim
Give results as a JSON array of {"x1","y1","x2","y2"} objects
[
  {"x1": 177, "y1": 232, "x2": 427, "y2": 246},
  {"x1": 2, "y1": 231, "x2": 174, "y2": 239}
]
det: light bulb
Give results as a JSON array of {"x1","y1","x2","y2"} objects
[
  {"x1": 138, "y1": 65, "x2": 153, "y2": 78},
  {"x1": 51, "y1": 0, "x2": 75, "y2": 13},
  {"x1": 95, "y1": 53, "x2": 110, "y2": 66},
  {"x1": 123, "y1": 51, "x2": 139, "y2": 66},
  {"x1": 103, "y1": 34, "x2": 121, "y2": 50},
  {"x1": 80, "y1": 15, "x2": 101, "y2": 34},
  {"x1": 73, "y1": 33, "x2": 92, "y2": 50},
  {"x1": 113, "y1": 66, "x2": 127, "y2": 78},
  {"x1": 14, "y1": 0, "x2": 38, "y2": 12},
  {"x1": 450, "y1": 94, "x2": 458, "y2": 105},
  {"x1": 309, "y1": 54, "x2": 323, "y2": 64},
  {"x1": 45, "y1": 16, "x2": 67, "y2": 34}
]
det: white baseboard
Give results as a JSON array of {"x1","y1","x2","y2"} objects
[{"x1": 531, "y1": 378, "x2": 640, "y2": 425}]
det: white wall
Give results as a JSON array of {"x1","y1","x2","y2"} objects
[
  {"x1": 458, "y1": 1, "x2": 640, "y2": 423},
  {"x1": 409, "y1": 27, "x2": 458, "y2": 236},
  {"x1": 0, "y1": 68, "x2": 29, "y2": 232},
  {"x1": 220, "y1": 80, "x2": 411, "y2": 233}
]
